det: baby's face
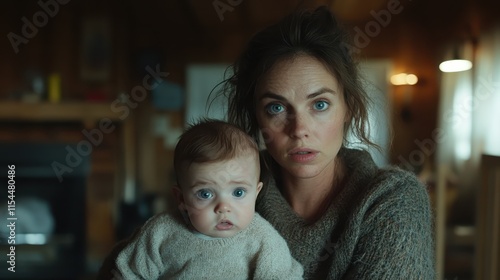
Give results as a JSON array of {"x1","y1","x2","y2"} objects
[{"x1": 176, "y1": 153, "x2": 262, "y2": 238}]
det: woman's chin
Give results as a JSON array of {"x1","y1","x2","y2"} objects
[{"x1": 283, "y1": 165, "x2": 324, "y2": 180}]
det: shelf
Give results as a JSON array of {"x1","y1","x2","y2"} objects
[{"x1": 0, "y1": 101, "x2": 124, "y2": 123}]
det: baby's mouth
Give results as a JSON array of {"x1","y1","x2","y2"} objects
[{"x1": 216, "y1": 219, "x2": 234, "y2": 230}]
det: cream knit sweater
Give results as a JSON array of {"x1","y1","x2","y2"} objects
[
  {"x1": 257, "y1": 148, "x2": 435, "y2": 279},
  {"x1": 114, "y1": 212, "x2": 303, "y2": 279}
]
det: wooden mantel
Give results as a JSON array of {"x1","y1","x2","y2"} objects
[
  {"x1": 0, "y1": 100, "x2": 137, "y2": 204},
  {"x1": 0, "y1": 101, "x2": 125, "y2": 125}
]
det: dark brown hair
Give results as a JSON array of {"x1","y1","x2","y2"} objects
[
  {"x1": 221, "y1": 6, "x2": 376, "y2": 149},
  {"x1": 173, "y1": 119, "x2": 260, "y2": 186}
]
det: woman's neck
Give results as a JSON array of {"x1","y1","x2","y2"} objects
[{"x1": 280, "y1": 158, "x2": 345, "y2": 223}]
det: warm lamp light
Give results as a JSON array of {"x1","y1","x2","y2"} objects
[
  {"x1": 406, "y1": 74, "x2": 418, "y2": 85},
  {"x1": 390, "y1": 73, "x2": 418, "y2": 85},
  {"x1": 439, "y1": 42, "x2": 473, "y2": 73},
  {"x1": 439, "y1": 59, "x2": 472, "y2": 72}
]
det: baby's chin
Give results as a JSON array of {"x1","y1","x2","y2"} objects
[{"x1": 197, "y1": 225, "x2": 243, "y2": 238}]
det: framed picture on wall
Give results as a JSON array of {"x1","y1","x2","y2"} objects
[{"x1": 80, "y1": 17, "x2": 112, "y2": 83}]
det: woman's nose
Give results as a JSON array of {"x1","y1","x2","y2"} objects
[{"x1": 287, "y1": 113, "x2": 309, "y2": 139}]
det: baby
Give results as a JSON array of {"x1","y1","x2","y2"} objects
[{"x1": 114, "y1": 119, "x2": 303, "y2": 279}]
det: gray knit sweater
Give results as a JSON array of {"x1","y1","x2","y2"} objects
[
  {"x1": 256, "y1": 148, "x2": 435, "y2": 279},
  {"x1": 114, "y1": 212, "x2": 303, "y2": 279}
]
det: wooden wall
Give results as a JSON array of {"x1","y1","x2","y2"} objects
[{"x1": 1, "y1": 0, "x2": 499, "y2": 275}]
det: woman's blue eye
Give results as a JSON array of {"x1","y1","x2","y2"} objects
[
  {"x1": 266, "y1": 103, "x2": 285, "y2": 115},
  {"x1": 196, "y1": 189, "x2": 213, "y2": 199},
  {"x1": 313, "y1": 100, "x2": 329, "y2": 111},
  {"x1": 233, "y1": 188, "x2": 246, "y2": 198}
]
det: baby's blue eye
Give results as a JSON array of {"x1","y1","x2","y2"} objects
[
  {"x1": 233, "y1": 188, "x2": 246, "y2": 198},
  {"x1": 313, "y1": 100, "x2": 329, "y2": 111},
  {"x1": 196, "y1": 189, "x2": 213, "y2": 200},
  {"x1": 266, "y1": 103, "x2": 285, "y2": 115}
]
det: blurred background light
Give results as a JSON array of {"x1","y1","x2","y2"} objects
[
  {"x1": 439, "y1": 59, "x2": 473, "y2": 72},
  {"x1": 390, "y1": 73, "x2": 419, "y2": 85}
]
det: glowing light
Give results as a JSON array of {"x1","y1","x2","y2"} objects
[
  {"x1": 439, "y1": 59, "x2": 472, "y2": 72},
  {"x1": 390, "y1": 73, "x2": 418, "y2": 85},
  {"x1": 405, "y1": 74, "x2": 418, "y2": 85}
]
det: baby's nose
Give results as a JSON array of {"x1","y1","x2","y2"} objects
[{"x1": 215, "y1": 202, "x2": 231, "y2": 213}]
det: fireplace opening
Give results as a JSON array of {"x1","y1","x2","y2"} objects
[{"x1": 0, "y1": 142, "x2": 90, "y2": 279}]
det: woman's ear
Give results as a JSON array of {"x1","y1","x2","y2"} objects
[
  {"x1": 342, "y1": 94, "x2": 351, "y2": 123},
  {"x1": 344, "y1": 107, "x2": 351, "y2": 124}
]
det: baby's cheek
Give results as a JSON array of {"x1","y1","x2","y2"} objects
[
  {"x1": 186, "y1": 205, "x2": 208, "y2": 216},
  {"x1": 187, "y1": 209, "x2": 209, "y2": 225},
  {"x1": 185, "y1": 198, "x2": 210, "y2": 210},
  {"x1": 237, "y1": 202, "x2": 257, "y2": 219}
]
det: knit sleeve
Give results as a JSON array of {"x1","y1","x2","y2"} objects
[
  {"x1": 114, "y1": 214, "x2": 172, "y2": 280},
  {"x1": 252, "y1": 221, "x2": 304, "y2": 280},
  {"x1": 342, "y1": 170, "x2": 435, "y2": 279}
]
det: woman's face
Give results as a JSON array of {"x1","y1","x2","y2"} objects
[{"x1": 255, "y1": 54, "x2": 348, "y2": 180}]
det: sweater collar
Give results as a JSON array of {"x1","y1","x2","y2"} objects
[{"x1": 256, "y1": 147, "x2": 379, "y2": 229}]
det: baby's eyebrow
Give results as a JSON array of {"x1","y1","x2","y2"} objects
[
  {"x1": 190, "y1": 180, "x2": 216, "y2": 188},
  {"x1": 229, "y1": 179, "x2": 253, "y2": 186}
]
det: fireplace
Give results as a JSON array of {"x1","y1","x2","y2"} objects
[{"x1": 0, "y1": 142, "x2": 89, "y2": 279}]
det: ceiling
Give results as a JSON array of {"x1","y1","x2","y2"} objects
[
  {"x1": 106, "y1": 0, "x2": 495, "y2": 54},
  {"x1": 4, "y1": 0, "x2": 498, "y2": 62},
  {"x1": 6, "y1": 0, "x2": 496, "y2": 38}
]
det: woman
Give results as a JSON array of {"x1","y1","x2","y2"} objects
[{"x1": 221, "y1": 6, "x2": 434, "y2": 279}]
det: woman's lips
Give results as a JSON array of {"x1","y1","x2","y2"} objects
[
  {"x1": 216, "y1": 220, "x2": 234, "y2": 230},
  {"x1": 288, "y1": 148, "x2": 318, "y2": 163}
]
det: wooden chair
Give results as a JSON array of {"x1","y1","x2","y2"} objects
[{"x1": 475, "y1": 154, "x2": 500, "y2": 280}]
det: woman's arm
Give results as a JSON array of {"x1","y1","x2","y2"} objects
[
  {"x1": 97, "y1": 228, "x2": 140, "y2": 280},
  {"x1": 253, "y1": 228, "x2": 304, "y2": 280},
  {"x1": 342, "y1": 171, "x2": 435, "y2": 279},
  {"x1": 97, "y1": 214, "x2": 170, "y2": 280}
]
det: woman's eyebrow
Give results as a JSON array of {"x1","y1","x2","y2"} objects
[
  {"x1": 306, "y1": 87, "x2": 336, "y2": 99},
  {"x1": 258, "y1": 92, "x2": 286, "y2": 101},
  {"x1": 259, "y1": 87, "x2": 336, "y2": 101}
]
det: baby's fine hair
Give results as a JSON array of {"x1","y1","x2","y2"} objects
[{"x1": 173, "y1": 119, "x2": 260, "y2": 184}]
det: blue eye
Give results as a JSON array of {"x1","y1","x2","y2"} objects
[
  {"x1": 196, "y1": 189, "x2": 213, "y2": 200},
  {"x1": 313, "y1": 100, "x2": 329, "y2": 111},
  {"x1": 233, "y1": 188, "x2": 246, "y2": 198},
  {"x1": 265, "y1": 103, "x2": 285, "y2": 115}
]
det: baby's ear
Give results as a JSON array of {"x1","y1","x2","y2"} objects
[
  {"x1": 256, "y1": 182, "x2": 263, "y2": 194},
  {"x1": 172, "y1": 185, "x2": 185, "y2": 211}
]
